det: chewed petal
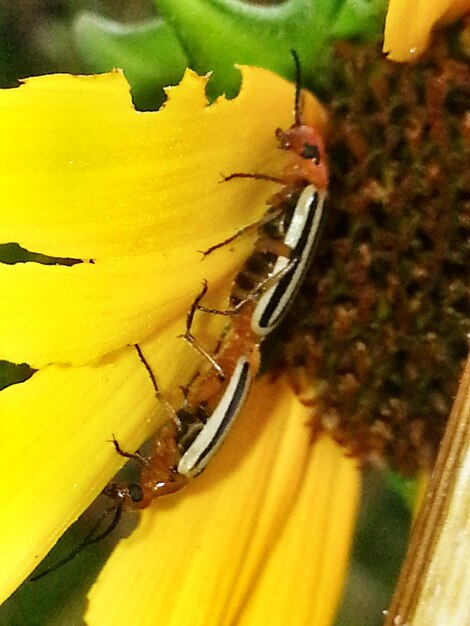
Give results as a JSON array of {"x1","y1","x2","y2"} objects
[
  {"x1": 384, "y1": 0, "x2": 470, "y2": 61},
  {"x1": 0, "y1": 319, "x2": 200, "y2": 603},
  {"x1": 0, "y1": 66, "x2": 325, "y2": 260},
  {"x1": 0, "y1": 65, "x2": 327, "y2": 366},
  {"x1": 86, "y1": 377, "x2": 360, "y2": 626}
]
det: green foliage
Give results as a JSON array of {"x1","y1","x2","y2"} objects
[
  {"x1": 336, "y1": 471, "x2": 411, "y2": 626},
  {"x1": 331, "y1": 0, "x2": 387, "y2": 38},
  {"x1": 74, "y1": 13, "x2": 187, "y2": 110},
  {"x1": 72, "y1": 0, "x2": 387, "y2": 105},
  {"x1": 155, "y1": 0, "x2": 386, "y2": 98}
]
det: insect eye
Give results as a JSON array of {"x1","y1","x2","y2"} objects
[
  {"x1": 300, "y1": 142, "x2": 320, "y2": 163},
  {"x1": 128, "y1": 483, "x2": 144, "y2": 503}
]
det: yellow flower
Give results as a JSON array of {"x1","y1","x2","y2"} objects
[
  {"x1": 0, "y1": 65, "x2": 360, "y2": 624},
  {"x1": 384, "y1": 0, "x2": 470, "y2": 61}
]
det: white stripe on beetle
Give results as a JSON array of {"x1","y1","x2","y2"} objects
[
  {"x1": 252, "y1": 184, "x2": 327, "y2": 335},
  {"x1": 177, "y1": 356, "x2": 252, "y2": 478}
]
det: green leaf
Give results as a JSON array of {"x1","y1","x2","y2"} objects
[
  {"x1": 73, "y1": 12, "x2": 188, "y2": 109},
  {"x1": 155, "y1": 0, "x2": 338, "y2": 97},
  {"x1": 72, "y1": 1, "x2": 388, "y2": 104},
  {"x1": 154, "y1": 0, "x2": 387, "y2": 98},
  {"x1": 331, "y1": 0, "x2": 387, "y2": 39}
]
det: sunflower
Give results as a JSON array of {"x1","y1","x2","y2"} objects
[{"x1": 1, "y1": 1, "x2": 468, "y2": 624}]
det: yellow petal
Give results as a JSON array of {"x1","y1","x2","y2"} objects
[
  {"x1": 384, "y1": 0, "x2": 470, "y2": 61},
  {"x1": 0, "y1": 247, "x2": 233, "y2": 367},
  {"x1": 86, "y1": 377, "x2": 360, "y2": 626},
  {"x1": 0, "y1": 66, "x2": 325, "y2": 259},
  {"x1": 238, "y1": 436, "x2": 359, "y2": 626},
  {"x1": 0, "y1": 66, "x2": 327, "y2": 367},
  {"x1": 0, "y1": 319, "x2": 201, "y2": 603}
]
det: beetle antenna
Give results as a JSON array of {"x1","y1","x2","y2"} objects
[
  {"x1": 135, "y1": 343, "x2": 159, "y2": 397},
  {"x1": 290, "y1": 49, "x2": 302, "y2": 127},
  {"x1": 30, "y1": 504, "x2": 122, "y2": 582}
]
